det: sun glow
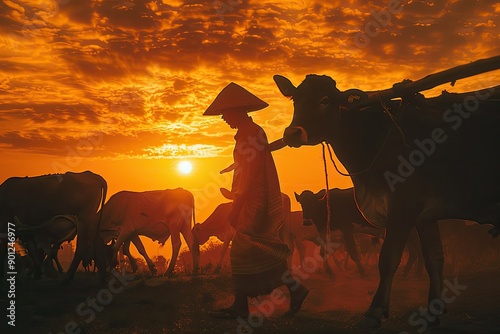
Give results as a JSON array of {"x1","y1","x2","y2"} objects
[{"x1": 177, "y1": 160, "x2": 193, "y2": 174}]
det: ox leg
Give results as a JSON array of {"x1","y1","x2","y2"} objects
[
  {"x1": 403, "y1": 228, "x2": 419, "y2": 277},
  {"x1": 180, "y1": 221, "x2": 200, "y2": 276},
  {"x1": 165, "y1": 232, "x2": 182, "y2": 277},
  {"x1": 50, "y1": 242, "x2": 65, "y2": 275},
  {"x1": 111, "y1": 232, "x2": 133, "y2": 269},
  {"x1": 26, "y1": 240, "x2": 43, "y2": 280},
  {"x1": 359, "y1": 220, "x2": 413, "y2": 329},
  {"x1": 121, "y1": 240, "x2": 138, "y2": 273},
  {"x1": 343, "y1": 230, "x2": 366, "y2": 278},
  {"x1": 130, "y1": 235, "x2": 156, "y2": 276},
  {"x1": 295, "y1": 239, "x2": 306, "y2": 269},
  {"x1": 92, "y1": 235, "x2": 108, "y2": 283},
  {"x1": 318, "y1": 241, "x2": 336, "y2": 280},
  {"x1": 416, "y1": 221, "x2": 445, "y2": 326},
  {"x1": 38, "y1": 241, "x2": 60, "y2": 278}
]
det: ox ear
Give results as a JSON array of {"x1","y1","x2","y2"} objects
[
  {"x1": 339, "y1": 89, "x2": 369, "y2": 109},
  {"x1": 220, "y1": 187, "x2": 234, "y2": 200},
  {"x1": 274, "y1": 75, "x2": 296, "y2": 98},
  {"x1": 294, "y1": 191, "x2": 301, "y2": 203}
]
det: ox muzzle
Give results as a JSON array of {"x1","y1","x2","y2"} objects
[{"x1": 283, "y1": 126, "x2": 308, "y2": 147}]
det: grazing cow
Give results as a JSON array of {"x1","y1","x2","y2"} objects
[
  {"x1": 192, "y1": 191, "x2": 293, "y2": 272},
  {"x1": 274, "y1": 73, "x2": 500, "y2": 328},
  {"x1": 0, "y1": 171, "x2": 107, "y2": 283},
  {"x1": 16, "y1": 215, "x2": 78, "y2": 277},
  {"x1": 99, "y1": 188, "x2": 199, "y2": 277},
  {"x1": 295, "y1": 188, "x2": 384, "y2": 278}
]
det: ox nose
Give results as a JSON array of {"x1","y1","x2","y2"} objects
[
  {"x1": 283, "y1": 126, "x2": 308, "y2": 147},
  {"x1": 302, "y1": 218, "x2": 314, "y2": 226}
]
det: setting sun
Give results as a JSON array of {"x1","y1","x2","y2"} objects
[{"x1": 178, "y1": 160, "x2": 193, "y2": 174}]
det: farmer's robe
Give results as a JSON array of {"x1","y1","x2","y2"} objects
[{"x1": 229, "y1": 118, "x2": 291, "y2": 297}]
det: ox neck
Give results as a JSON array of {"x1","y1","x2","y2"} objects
[{"x1": 326, "y1": 105, "x2": 396, "y2": 178}]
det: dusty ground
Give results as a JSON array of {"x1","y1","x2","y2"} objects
[{"x1": 3, "y1": 262, "x2": 500, "y2": 334}]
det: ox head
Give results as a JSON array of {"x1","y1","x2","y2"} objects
[
  {"x1": 274, "y1": 74, "x2": 368, "y2": 147},
  {"x1": 294, "y1": 190, "x2": 327, "y2": 231},
  {"x1": 192, "y1": 223, "x2": 210, "y2": 245}
]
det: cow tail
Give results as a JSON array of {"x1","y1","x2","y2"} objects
[{"x1": 97, "y1": 175, "x2": 108, "y2": 229}]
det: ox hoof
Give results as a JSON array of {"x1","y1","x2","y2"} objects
[{"x1": 354, "y1": 315, "x2": 381, "y2": 332}]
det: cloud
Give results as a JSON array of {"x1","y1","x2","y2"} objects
[{"x1": 0, "y1": 0, "x2": 498, "y2": 159}]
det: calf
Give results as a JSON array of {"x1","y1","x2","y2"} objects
[{"x1": 295, "y1": 188, "x2": 383, "y2": 278}]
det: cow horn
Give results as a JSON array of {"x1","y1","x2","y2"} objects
[{"x1": 294, "y1": 192, "x2": 301, "y2": 202}]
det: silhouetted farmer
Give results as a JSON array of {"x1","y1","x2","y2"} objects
[{"x1": 204, "y1": 82, "x2": 309, "y2": 319}]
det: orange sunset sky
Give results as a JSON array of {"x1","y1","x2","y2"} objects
[{"x1": 1, "y1": 0, "x2": 499, "y2": 259}]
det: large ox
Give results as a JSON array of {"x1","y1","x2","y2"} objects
[
  {"x1": 274, "y1": 73, "x2": 500, "y2": 328},
  {"x1": 99, "y1": 188, "x2": 199, "y2": 277},
  {"x1": 0, "y1": 171, "x2": 108, "y2": 282},
  {"x1": 16, "y1": 215, "x2": 78, "y2": 278},
  {"x1": 192, "y1": 191, "x2": 292, "y2": 273}
]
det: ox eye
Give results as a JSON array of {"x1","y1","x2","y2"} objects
[{"x1": 319, "y1": 96, "x2": 329, "y2": 106}]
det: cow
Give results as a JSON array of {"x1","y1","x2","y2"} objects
[
  {"x1": 16, "y1": 215, "x2": 78, "y2": 278},
  {"x1": 294, "y1": 188, "x2": 384, "y2": 278},
  {"x1": 193, "y1": 189, "x2": 295, "y2": 273},
  {"x1": 98, "y1": 188, "x2": 199, "y2": 277},
  {"x1": 288, "y1": 210, "x2": 345, "y2": 278},
  {"x1": 274, "y1": 73, "x2": 500, "y2": 328},
  {"x1": 0, "y1": 171, "x2": 108, "y2": 283}
]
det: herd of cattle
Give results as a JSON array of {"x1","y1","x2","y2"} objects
[
  {"x1": 1, "y1": 170, "x2": 497, "y2": 286},
  {"x1": 2, "y1": 63, "x2": 499, "y2": 331}
]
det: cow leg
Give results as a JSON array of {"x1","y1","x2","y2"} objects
[
  {"x1": 50, "y1": 242, "x2": 65, "y2": 275},
  {"x1": 403, "y1": 228, "x2": 419, "y2": 277},
  {"x1": 111, "y1": 231, "x2": 133, "y2": 269},
  {"x1": 318, "y1": 241, "x2": 336, "y2": 280},
  {"x1": 130, "y1": 235, "x2": 157, "y2": 276},
  {"x1": 39, "y1": 240, "x2": 60, "y2": 278},
  {"x1": 166, "y1": 231, "x2": 182, "y2": 277},
  {"x1": 359, "y1": 219, "x2": 413, "y2": 329},
  {"x1": 121, "y1": 240, "x2": 138, "y2": 273},
  {"x1": 343, "y1": 230, "x2": 366, "y2": 278},
  {"x1": 25, "y1": 239, "x2": 43, "y2": 280},
  {"x1": 295, "y1": 239, "x2": 306, "y2": 269},
  {"x1": 180, "y1": 220, "x2": 199, "y2": 276},
  {"x1": 92, "y1": 235, "x2": 108, "y2": 283},
  {"x1": 416, "y1": 220, "x2": 445, "y2": 326}
]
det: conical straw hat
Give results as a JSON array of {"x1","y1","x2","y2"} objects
[{"x1": 203, "y1": 82, "x2": 269, "y2": 115}]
